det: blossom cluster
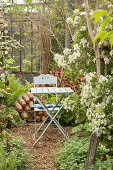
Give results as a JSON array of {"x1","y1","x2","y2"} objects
[
  {"x1": 62, "y1": 97, "x2": 76, "y2": 112},
  {"x1": 81, "y1": 72, "x2": 113, "y2": 139},
  {"x1": 54, "y1": 54, "x2": 66, "y2": 68},
  {"x1": 54, "y1": 45, "x2": 81, "y2": 69}
]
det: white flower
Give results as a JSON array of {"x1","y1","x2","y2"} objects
[
  {"x1": 93, "y1": 58, "x2": 96, "y2": 63},
  {"x1": 4, "y1": 30, "x2": 8, "y2": 34},
  {"x1": 4, "y1": 50, "x2": 8, "y2": 54},
  {"x1": 111, "y1": 68, "x2": 113, "y2": 74},
  {"x1": 66, "y1": 17, "x2": 73, "y2": 25},
  {"x1": 68, "y1": 51, "x2": 80, "y2": 63},
  {"x1": 73, "y1": 9, "x2": 79, "y2": 15},
  {"x1": 80, "y1": 26, "x2": 86, "y2": 31},
  {"x1": 80, "y1": 38, "x2": 87, "y2": 47},
  {"x1": 72, "y1": 34, "x2": 77, "y2": 41},
  {"x1": 82, "y1": 3, "x2": 85, "y2": 7},
  {"x1": 54, "y1": 54, "x2": 66, "y2": 68},
  {"x1": 90, "y1": 11, "x2": 93, "y2": 16},
  {"x1": 73, "y1": 16, "x2": 80, "y2": 25},
  {"x1": 110, "y1": 50, "x2": 113, "y2": 56},
  {"x1": 99, "y1": 75, "x2": 108, "y2": 84},
  {"x1": 108, "y1": 135, "x2": 112, "y2": 140},
  {"x1": 63, "y1": 48, "x2": 71, "y2": 55},
  {"x1": 73, "y1": 44, "x2": 80, "y2": 51},
  {"x1": 5, "y1": 9, "x2": 8, "y2": 13},
  {"x1": 80, "y1": 11, "x2": 86, "y2": 16},
  {"x1": 104, "y1": 57, "x2": 110, "y2": 65}
]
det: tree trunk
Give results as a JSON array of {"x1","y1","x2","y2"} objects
[
  {"x1": 75, "y1": 0, "x2": 84, "y2": 8},
  {"x1": 84, "y1": 0, "x2": 101, "y2": 78},
  {"x1": 65, "y1": 0, "x2": 71, "y2": 49},
  {"x1": 94, "y1": 42, "x2": 101, "y2": 78},
  {"x1": 65, "y1": 26, "x2": 71, "y2": 49},
  {"x1": 39, "y1": 8, "x2": 51, "y2": 74}
]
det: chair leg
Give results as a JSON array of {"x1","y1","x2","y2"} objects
[
  {"x1": 33, "y1": 109, "x2": 68, "y2": 146},
  {"x1": 32, "y1": 115, "x2": 49, "y2": 137}
]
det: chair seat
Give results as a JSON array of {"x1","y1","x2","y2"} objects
[
  {"x1": 34, "y1": 107, "x2": 60, "y2": 111},
  {"x1": 30, "y1": 104, "x2": 61, "y2": 111}
]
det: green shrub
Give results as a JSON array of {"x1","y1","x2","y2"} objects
[
  {"x1": 59, "y1": 93, "x2": 86, "y2": 125},
  {"x1": 5, "y1": 74, "x2": 31, "y2": 106},
  {"x1": 90, "y1": 157, "x2": 113, "y2": 170},
  {"x1": 0, "y1": 131, "x2": 32, "y2": 170},
  {"x1": 54, "y1": 125, "x2": 112, "y2": 170},
  {"x1": 0, "y1": 104, "x2": 25, "y2": 132},
  {"x1": 54, "y1": 135, "x2": 90, "y2": 170}
]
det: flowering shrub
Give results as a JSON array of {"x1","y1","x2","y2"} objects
[
  {"x1": 54, "y1": 1, "x2": 113, "y2": 82},
  {"x1": 54, "y1": 7, "x2": 96, "y2": 82},
  {"x1": 80, "y1": 72, "x2": 113, "y2": 149},
  {"x1": 60, "y1": 93, "x2": 86, "y2": 125}
]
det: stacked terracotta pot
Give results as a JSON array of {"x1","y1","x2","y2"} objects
[{"x1": 15, "y1": 92, "x2": 46, "y2": 122}]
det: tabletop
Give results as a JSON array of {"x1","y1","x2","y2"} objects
[{"x1": 31, "y1": 87, "x2": 73, "y2": 94}]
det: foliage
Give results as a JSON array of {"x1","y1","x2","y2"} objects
[
  {"x1": 54, "y1": 135, "x2": 90, "y2": 170},
  {"x1": 54, "y1": 125, "x2": 112, "y2": 170},
  {"x1": 60, "y1": 93, "x2": 86, "y2": 125},
  {"x1": 91, "y1": 9, "x2": 113, "y2": 48},
  {"x1": 54, "y1": 1, "x2": 113, "y2": 81},
  {"x1": 0, "y1": 131, "x2": 32, "y2": 170},
  {"x1": 54, "y1": 8, "x2": 96, "y2": 82},
  {"x1": 22, "y1": 59, "x2": 31, "y2": 72},
  {"x1": 80, "y1": 72, "x2": 113, "y2": 150},
  {"x1": 0, "y1": 104, "x2": 25, "y2": 132},
  {"x1": 1, "y1": 74, "x2": 31, "y2": 106},
  {"x1": 90, "y1": 157, "x2": 113, "y2": 170}
]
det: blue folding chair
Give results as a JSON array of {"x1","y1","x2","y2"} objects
[{"x1": 30, "y1": 74, "x2": 67, "y2": 145}]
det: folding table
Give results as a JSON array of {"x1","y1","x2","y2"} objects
[{"x1": 31, "y1": 86, "x2": 73, "y2": 146}]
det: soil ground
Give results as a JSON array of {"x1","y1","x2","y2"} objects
[{"x1": 10, "y1": 122, "x2": 72, "y2": 170}]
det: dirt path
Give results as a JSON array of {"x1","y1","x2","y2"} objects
[{"x1": 10, "y1": 122, "x2": 72, "y2": 170}]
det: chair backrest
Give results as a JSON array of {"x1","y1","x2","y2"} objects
[
  {"x1": 34, "y1": 74, "x2": 57, "y2": 87},
  {"x1": 33, "y1": 74, "x2": 58, "y2": 101}
]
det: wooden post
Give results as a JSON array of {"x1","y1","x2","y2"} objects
[
  {"x1": 112, "y1": 162, "x2": 113, "y2": 170},
  {"x1": 85, "y1": 132, "x2": 98, "y2": 170}
]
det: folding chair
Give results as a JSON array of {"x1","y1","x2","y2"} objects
[{"x1": 30, "y1": 74, "x2": 68, "y2": 145}]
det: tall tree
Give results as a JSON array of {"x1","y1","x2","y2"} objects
[
  {"x1": 84, "y1": 0, "x2": 101, "y2": 78},
  {"x1": 65, "y1": 0, "x2": 71, "y2": 49}
]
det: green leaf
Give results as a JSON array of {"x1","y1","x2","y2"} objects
[
  {"x1": 82, "y1": 131, "x2": 90, "y2": 136},
  {"x1": 101, "y1": 31, "x2": 113, "y2": 42},
  {"x1": 100, "y1": 17, "x2": 110, "y2": 31},
  {"x1": 110, "y1": 32, "x2": 113, "y2": 48},
  {"x1": 72, "y1": 124, "x2": 84, "y2": 133},
  {"x1": 90, "y1": 9, "x2": 108, "y2": 22},
  {"x1": 94, "y1": 31, "x2": 108, "y2": 42}
]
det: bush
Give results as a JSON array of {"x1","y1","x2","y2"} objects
[
  {"x1": 81, "y1": 73, "x2": 113, "y2": 150},
  {"x1": 0, "y1": 131, "x2": 32, "y2": 170},
  {"x1": 90, "y1": 157, "x2": 113, "y2": 170},
  {"x1": 4, "y1": 74, "x2": 31, "y2": 106},
  {"x1": 54, "y1": 125, "x2": 113, "y2": 170},
  {"x1": 59, "y1": 93, "x2": 86, "y2": 125},
  {"x1": 0, "y1": 104, "x2": 25, "y2": 132},
  {"x1": 54, "y1": 135, "x2": 90, "y2": 170}
]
